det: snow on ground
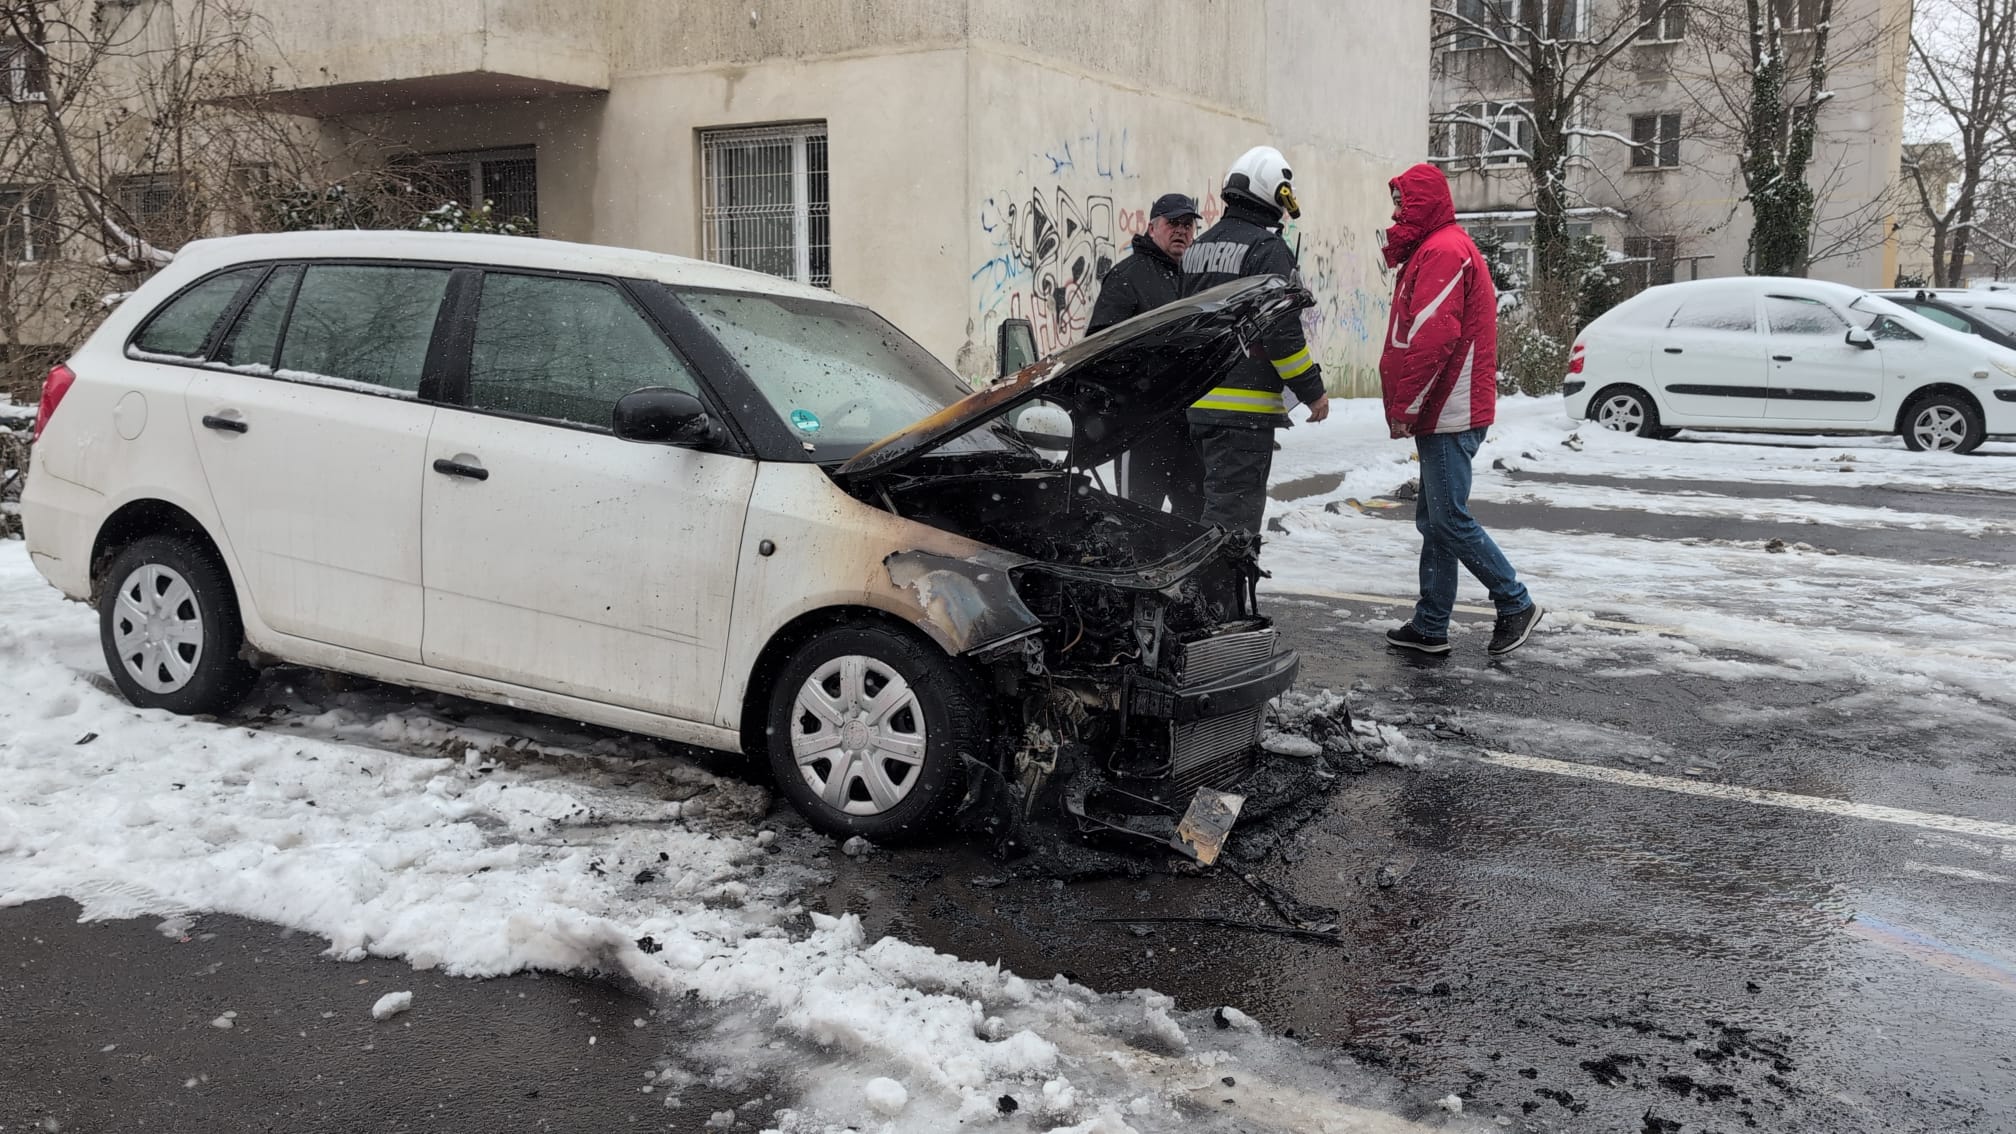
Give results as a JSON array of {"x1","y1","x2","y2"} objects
[
  {"x1": 1264, "y1": 397, "x2": 2016, "y2": 713},
  {"x1": 0, "y1": 542, "x2": 1472, "y2": 1134}
]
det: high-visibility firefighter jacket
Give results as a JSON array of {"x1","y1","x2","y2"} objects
[{"x1": 1180, "y1": 196, "x2": 1328, "y2": 430}]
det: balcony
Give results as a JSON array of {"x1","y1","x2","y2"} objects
[{"x1": 258, "y1": 0, "x2": 610, "y2": 117}]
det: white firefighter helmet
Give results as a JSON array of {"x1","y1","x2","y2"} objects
[{"x1": 1225, "y1": 145, "x2": 1299, "y2": 219}]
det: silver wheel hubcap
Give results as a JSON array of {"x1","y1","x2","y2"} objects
[
  {"x1": 1597, "y1": 394, "x2": 1646, "y2": 433},
  {"x1": 111, "y1": 563, "x2": 204, "y2": 694},
  {"x1": 1913, "y1": 405, "x2": 1967, "y2": 451},
  {"x1": 790, "y1": 655, "x2": 927, "y2": 816}
]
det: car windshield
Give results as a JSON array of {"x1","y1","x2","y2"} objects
[{"x1": 677, "y1": 288, "x2": 1017, "y2": 461}]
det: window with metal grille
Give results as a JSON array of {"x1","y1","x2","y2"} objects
[
  {"x1": 0, "y1": 185, "x2": 58, "y2": 262},
  {"x1": 113, "y1": 173, "x2": 185, "y2": 234},
  {"x1": 416, "y1": 148, "x2": 539, "y2": 232},
  {"x1": 1635, "y1": 0, "x2": 1686, "y2": 41},
  {"x1": 1629, "y1": 113, "x2": 1681, "y2": 168},
  {"x1": 701, "y1": 123, "x2": 831, "y2": 289},
  {"x1": 2, "y1": 39, "x2": 45, "y2": 102},
  {"x1": 1622, "y1": 234, "x2": 1678, "y2": 291}
]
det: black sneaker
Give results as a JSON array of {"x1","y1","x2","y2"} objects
[
  {"x1": 1488, "y1": 604, "x2": 1544, "y2": 656},
  {"x1": 1386, "y1": 622, "x2": 1452, "y2": 655}
]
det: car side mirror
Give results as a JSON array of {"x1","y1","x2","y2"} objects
[
  {"x1": 1011, "y1": 401, "x2": 1073, "y2": 453},
  {"x1": 998, "y1": 318, "x2": 1038, "y2": 379},
  {"x1": 612, "y1": 388, "x2": 720, "y2": 446},
  {"x1": 1845, "y1": 326, "x2": 1875, "y2": 350}
]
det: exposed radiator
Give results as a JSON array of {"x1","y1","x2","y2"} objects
[{"x1": 1167, "y1": 628, "x2": 1278, "y2": 794}]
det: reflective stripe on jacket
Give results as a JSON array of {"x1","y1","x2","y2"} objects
[{"x1": 1180, "y1": 196, "x2": 1328, "y2": 429}]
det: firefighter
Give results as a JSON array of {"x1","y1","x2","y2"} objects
[
  {"x1": 1089, "y1": 192, "x2": 1205, "y2": 518},
  {"x1": 1181, "y1": 145, "x2": 1330, "y2": 538}
]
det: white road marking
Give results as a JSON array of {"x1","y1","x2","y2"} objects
[
  {"x1": 1905, "y1": 861, "x2": 2015, "y2": 885},
  {"x1": 1477, "y1": 749, "x2": 2016, "y2": 842}
]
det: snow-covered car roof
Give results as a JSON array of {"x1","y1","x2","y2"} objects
[{"x1": 167, "y1": 230, "x2": 855, "y2": 306}]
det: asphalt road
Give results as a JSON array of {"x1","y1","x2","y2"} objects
[{"x1": 5, "y1": 472, "x2": 2013, "y2": 1133}]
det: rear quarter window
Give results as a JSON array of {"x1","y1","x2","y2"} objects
[{"x1": 129, "y1": 267, "x2": 264, "y2": 359}]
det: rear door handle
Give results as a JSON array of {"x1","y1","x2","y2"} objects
[
  {"x1": 1663, "y1": 347, "x2": 1684, "y2": 354},
  {"x1": 201, "y1": 414, "x2": 247, "y2": 433},
  {"x1": 1772, "y1": 354, "x2": 1793, "y2": 362},
  {"x1": 432, "y1": 458, "x2": 489, "y2": 482}
]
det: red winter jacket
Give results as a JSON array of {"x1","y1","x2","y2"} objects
[{"x1": 1378, "y1": 163, "x2": 1497, "y2": 437}]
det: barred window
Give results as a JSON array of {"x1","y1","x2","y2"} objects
[
  {"x1": 415, "y1": 148, "x2": 539, "y2": 233},
  {"x1": 701, "y1": 122, "x2": 831, "y2": 289}
]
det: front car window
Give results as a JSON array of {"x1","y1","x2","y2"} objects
[
  {"x1": 469, "y1": 273, "x2": 702, "y2": 428},
  {"x1": 277, "y1": 265, "x2": 451, "y2": 394},
  {"x1": 1764, "y1": 295, "x2": 1850, "y2": 336},
  {"x1": 677, "y1": 287, "x2": 1009, "y2": 460}
]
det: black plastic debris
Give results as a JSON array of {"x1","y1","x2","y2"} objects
[
  {"x1": 635, "y1": 936, "x2": 662, "y2": 954},
  {"x1": 996, "y1": 1095, "x2": 1019, "y2": 1114}
]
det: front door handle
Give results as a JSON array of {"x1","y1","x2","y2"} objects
[
  {"x1": 1772, "y1": 354, "x2": 1793, "y2": 362},
  {"x1": 201, "y1": 414, "x2": 247, "y2": 433},
  {"x1": 432, "y1": 458, "x2": 489, "y2": 481},
  {"x1": 1663, "y1": 347, "x2": 1684, "y2": 354}
]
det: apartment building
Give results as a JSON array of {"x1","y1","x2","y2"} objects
[
  {"x1": 1, "y1": 1, "x2": 1430, "y2": 396},
  {"x1": 1430, "y1": 0, "x2": 1910, "y2": 292}
]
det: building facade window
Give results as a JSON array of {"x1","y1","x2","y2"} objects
[
  {"x1": 2, "y1": 39, "x2": 46, "y2": 102},
  {"x1": 1434, "y1": 100, "x2": 1533, "y2": 167},
  {"x1": 1630, "y1": 113, "x2": 1682, "y2": 168},
  {"x1": 1635, "y1": 0, "x2": 1686, "y2": 41},
  {"x1": 1775, "y1": 0, "x2": 1823, "y2": 31},
  {"x1": 700, "y1": 122, "x2": 831, "y2": 289},
  {"x1": 1471, "y1": 219, "x2": 1596, "y2": 283},
  {"x1": 1623, "y1": 234, "x2": 1678, "y2": 291},
  {"x1": 417, "y1": 148, "x2": 539, "y2": 232},
  {"x1": 113, "y1": 173, "x2": 184, "y2": 230},
  {"x1": 0, "y1": 185, "x2": 58, "y2": 262},
  {"x1": 1449, "y1": 0, "x2": 1585, "y2": 49}
]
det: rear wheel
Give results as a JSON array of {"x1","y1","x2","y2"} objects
[
  {"x1": 1900, "y1": 392, "x2": 1985, "y2": 454},
  {"x1": 98, "y1": 534, "x2": 257, "y2": 715},
  {"x1": 1589, "y1": 385, "x2": 1676, "y2": 439},
  {"x1": 764, "y1": 625, "x2": 987, "y2": 843}
]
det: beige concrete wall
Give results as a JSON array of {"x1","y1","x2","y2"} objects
[{"x1": 259, "y1": 0, "x2": 611, "y2": 92}]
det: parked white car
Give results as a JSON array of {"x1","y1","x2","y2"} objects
[
  {"x1": 1563, "y1": 277, "x2": 2016, "y2": 453},
  {"x1": 22, "y1": 231, "x2": 1306, "y2": 845}
]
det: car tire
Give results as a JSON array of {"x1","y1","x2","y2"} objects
[
  {"x1": 1900, "y1": 391, "x2": 1986, "y2": 454},
  {"x1": 1589, "y1": 385, "x2": 1675, "y2": 439},
  {"x1": 765, "y1": 625, "x2": 987, "y2": 843},
  {"x1": 98, "y1": 534, "x2": 258, "y2": 716}
]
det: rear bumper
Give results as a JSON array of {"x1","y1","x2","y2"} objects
[
  {"x1": 20, "y1": 468, "x2": 102, "y2": 601},
  {"x1": 1128, "y1": 649, "x2": 1300, "y2": 724}
]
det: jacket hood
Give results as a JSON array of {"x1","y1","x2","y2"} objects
[
  {"x1": 838, "y1": 276, "x2": 1313, "y2": 480},
  {"x1": 1384, "y1": 163, "x2": 1457, "y2": 268}
]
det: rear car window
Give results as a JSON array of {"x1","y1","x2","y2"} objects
[
  {"x1": 215, "y1": 265, "x2": 302, "y2": 370},
  {"x1": 468, "y1": 273, "x2": 702, "y2": 428},
  {"x1": 1668, "y1": 294, "x2": 1757, "y2": 332},
  {"x1": 277, "y1": 265, "x2": 451, "y2": 393},
  {"x1": 1764, "y1": 295, "x2": 1849, "y2": 336},
  {"x1": 130, "y1": 267, "x2": 263, "y2": 359}
]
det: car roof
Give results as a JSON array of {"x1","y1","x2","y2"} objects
[
  {"x1": 167, "y1": 230, "x2": 855, "y2": 306},
  {"x1": 1642, "y1": 276, "x2": 1874, "y2": 304}
]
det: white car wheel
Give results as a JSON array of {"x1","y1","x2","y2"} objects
[{"x1": 790, "y1": 654, "x2": 928, "y2": 816}]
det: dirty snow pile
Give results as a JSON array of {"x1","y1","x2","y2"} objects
[
  {"x1": 0, "y1": 543, "x2": 1471, "y2": 1134},
  {"x1": 1262, "y1": 396, "x2": 2016, "y2": 710}
]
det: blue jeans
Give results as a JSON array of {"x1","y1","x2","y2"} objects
[{"x1": 1412, "y1": 428, "x2": 1531, "y2": 637}]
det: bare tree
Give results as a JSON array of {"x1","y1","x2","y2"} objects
[
  {"x1": 1433, "y1": 0, "x2": 1688, "y2": 298},
  {"x1": 1904, "y1": 0, "x2": 2016, "y2": 286},
  {"x1": 1678, "y1": 0, "x2": 1910, "y2": 276}
]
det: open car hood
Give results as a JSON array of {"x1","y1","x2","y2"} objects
[{"x1": 838, "y1": 276, "x2": 1314, "y2": 479}]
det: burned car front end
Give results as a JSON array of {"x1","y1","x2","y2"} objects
[{"x1": 836, "y1": 278, "x2": 1313, "y2": 853}]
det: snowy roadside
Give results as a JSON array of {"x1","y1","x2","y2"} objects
[
  {"x1": 0, "y1": 542, "x2": 1471, "y2": 1134},
  {"x1": 1262, "y1": 397, "x2": 2016, "y2": 713}
]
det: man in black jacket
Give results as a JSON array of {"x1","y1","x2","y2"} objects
[
  {"x1": 1088, "y1": 192, "x2": 1204, "y2": 518},
  {"x1": 1182, "y1": 146, "x2": 1331, "y2": 538}
]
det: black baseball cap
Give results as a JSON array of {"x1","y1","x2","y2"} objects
[{"x1": 1149, "y1": 193, "x2": 1201, "y2": 221}]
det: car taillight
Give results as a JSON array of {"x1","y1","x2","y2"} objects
[
  {"x1": 33, "y1": 363, "x2": 74, "y2": 440},
  {"x1": 1567, "y1": 341, "x2": 1586, "y2": 374}
]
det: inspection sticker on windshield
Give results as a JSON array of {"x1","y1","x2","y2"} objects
[{"x1": 789, "y1": 409, "x2": 821, "y2": 434}]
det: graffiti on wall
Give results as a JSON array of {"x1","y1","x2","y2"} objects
[
  {"x1": 974, "y1": 187, "x2": 1119, "y2": 357},
  {"x1": 1283, "y1": 222, "x2": 1392, "y2": 397}
]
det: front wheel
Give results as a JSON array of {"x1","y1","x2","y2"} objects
[
  {"x1": 98, "y1": 534, "x2": 258, "y2": 715},
  {"x1": 1589, "y1": 385, "x2": 1676, "y2": 440},
  {"x1": 1900, "y1": 392, "x2": 1985, "y2": 454},
  {"x1": 765, "y1": 625, "x2": 988, "y2": 842}
]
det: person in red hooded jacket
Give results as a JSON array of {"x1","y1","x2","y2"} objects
[{"x1": 1378, "y1": 163, "x2": 1542, "y2": 657}]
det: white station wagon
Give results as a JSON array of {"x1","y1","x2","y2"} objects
[
  {"x1": 1563, "y1": 277, "x2": 2016, "y2": 453},
  {"x1": 21, "y1": 232, "x2": 1306, "y2": 846}
]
